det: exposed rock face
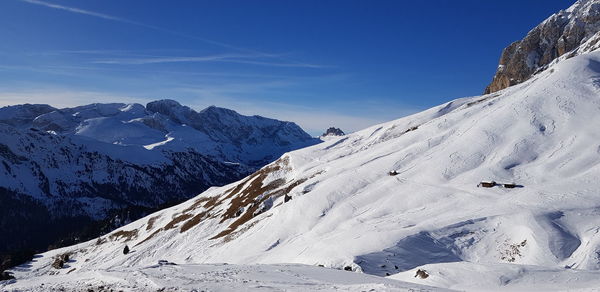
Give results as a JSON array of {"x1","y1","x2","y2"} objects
[
  {"x1": 322, "y1": 127, "x2": 345, "y2": 137},
  {"x1": 485, "y1": 0, "x2": 600, "y2": 94}
]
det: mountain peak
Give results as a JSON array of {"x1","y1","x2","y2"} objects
[
  {"x1": 0, "y1": 104, "x2": 56, "y2": 127},
  {"x1": 485, "y1": 0, "x2": 600, "y2": 94},
  {"x1": 321, "y1": 127, "x2": 345, "y2": 137},
  {"x1": 199, "y1": 105, "x2": 238, "y2": 117}
]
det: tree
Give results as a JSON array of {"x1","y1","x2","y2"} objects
[{"x1": 123, "y1": 245, "x2": 130, "y2": 255}]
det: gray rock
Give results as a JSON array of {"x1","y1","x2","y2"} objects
[{"x1": 486, "y1": 0, "x2": 600, "y2": 94}]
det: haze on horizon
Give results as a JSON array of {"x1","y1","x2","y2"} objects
[{"x1": 0, "y1": 0, "x2": 573, "y2": 135}]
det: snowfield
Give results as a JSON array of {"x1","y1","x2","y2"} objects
[
  {"x1": 2, "y1": 263, "x2": 444, "y2": 291},
  {"x1": 7, "y1": 11, "x2": 600, "y2": 292}
]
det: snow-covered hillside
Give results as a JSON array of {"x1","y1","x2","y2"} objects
[
  {"x1": 0, "y1": 100, "x2": 318, "y2": 267},
  {"x1": 7, "y1": 27, "x2": 600, "y2": 291}
]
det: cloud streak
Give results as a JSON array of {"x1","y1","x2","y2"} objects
[
  {"x1": 17, "y1": 0, "x2": 295, "y2": 59},
  {"x1": 16, "y1": 0, "x2": 253, "y2": 54},
  {"x1": 0, "y1": 88, "x2": 148, "y2": 109},
  {"x1": 91, "y1": 53, "x2": 326, "y2": 68},
  {"x1": 20, "y1": 0, "x2": 140, "y2": 24}
]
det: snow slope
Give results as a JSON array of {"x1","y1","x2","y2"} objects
[
  {"x1": 2, "y1": 263, "x2": 444, "y2": 292},
  {"x1": 0, "y1": 100, "x2": 318, "y2": 265},
  {"x1": 7, "y1": 27, "x2": 600, "y2": 292}
]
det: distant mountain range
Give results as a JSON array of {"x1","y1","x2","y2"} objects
[{"x1": 0, "y1": 100, "x2": 320, "y2": 271}]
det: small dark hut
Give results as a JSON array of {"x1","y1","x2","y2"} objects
[{"x1": 477, "y1": 181, "x2": 497, "y2": 188}]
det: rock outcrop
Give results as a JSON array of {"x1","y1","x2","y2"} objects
[
  {"x1": 322, "y1": 127, "x2": 345, "y2": 137},
  {"x1": 485, "y1": 0, "x2": 600, "y2": 94}
]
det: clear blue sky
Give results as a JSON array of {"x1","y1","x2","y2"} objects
[{"x1": 0, "y1": 0, "x2": 574, "y2": 135}]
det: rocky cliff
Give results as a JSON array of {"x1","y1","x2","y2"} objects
[
  {"x1": 485, "y1": 0, "x2": 600, "y2": 93},
  {"x1": 321, "y1": 127, "x2": 345, "y2": 137}
]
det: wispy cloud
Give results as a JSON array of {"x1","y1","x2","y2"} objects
[
  {"x1": 92, "y1": 54, "x2": 253, "y2": 65},
  {"x1": 18, "y1": 0, "x2": 277, "y2": 57},
  {"x1": 18, "y1": 0, "x2": 326, "y2": 68},
  {"x1": 20, "y1": 0, "x2": 138, "y2": 23},
  {"x1": 0, "y1": 88, "x2": 147, "y2": 109},
  {"x1": 219, "y1": 59, "x2": 327, "y2": 69},
  {"x1": 91, "y1": 54, "x2": 326, "y2": 68},
  {"x1": 17, "y1": 0, "x2": 189, "y2": 39}
]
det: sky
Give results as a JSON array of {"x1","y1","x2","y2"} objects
[{"x1": 0, "y1": 0, "x2": 575, "y2": 135}]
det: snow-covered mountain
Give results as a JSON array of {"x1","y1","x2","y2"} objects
[
  {"x1": 4, "y1": 100, "x2": 318, "y2": 168},
  {"x1": 7, "y1": 11, "x2": 600, "y2": 290},
  {"x1": 0, "y1": 100, "x2": 319, "y2": 270},
  {"x1": 486, "y1": 0, "x2": 600, "y2": 93}
]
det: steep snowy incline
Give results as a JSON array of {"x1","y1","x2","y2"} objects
[{"x1": 7, "y1": 45, "x2": 600, "y2": 291}]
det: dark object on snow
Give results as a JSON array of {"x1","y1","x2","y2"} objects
[
  {"x1": 404, "y1": 126, "x2": 419, "y2": 133},
  {"x1": 388, "y1": 170, "x2": 399, "y2": 176},
  {"x1": 503, "y1": 183, "x2": 517, "y2": 188},
  {"x1": 0, "y1": 271, "x2": 15, "y2": 280},
  {"x1": 344, "y1": 266, "x2": 353, "y2": 271},
  {"x1": 123, "y1": 245, "x2": 130, "y2": 255},
  {"x1": 51, "y1": 253, "x2": 70, "y2": 269},
  {"x1": 235, "y1": 208, "x2": 244, "y2": 217},
  {"x1": 158, "y1": 260, "x2": 177, "y2": 266},
  {"x1": 477, "y1": 181, "x2": 496, "y2": 188},
  {"x1": 51, "y1": 258, "x2": 64, "y2": 269},
  {"x1": 284, "y1": 194, "x2": 292, "y2": 203},
  {"x1": 415, "y1": 269, "x2": 429, "y2": 279}
]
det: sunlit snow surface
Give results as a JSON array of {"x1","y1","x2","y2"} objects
[
  {"x1": 7, "y1": 33, "x2": 600, "y2": 292},
  {"x1": 2, "y1": 263, "x2": 444, "y2": 291}
]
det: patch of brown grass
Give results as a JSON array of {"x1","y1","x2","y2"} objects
[
  {"x1": 182, "y1": 197, "x2": 212, "y2": 214},
  {"x1": 221, "y1": 216, "x2": 267, "y2": 243},
  {"x1": 180, "y1": 212, "x2": 208, "y2": 233},
  {"x1": 163, "y1": 213, "x2": 194, "y2": 230},
  {"x1": 210, "y1": 159, "x2": 290, "y2": 240},
  {"x1": 95, "y1": 237, "x2": 107, "y2": 246},
  {"x1": 146, "y1": 215, "x2": 161, "y2": 231},
  {"x1": 109, "y1": 229, "x2": 139, "y2": 242},
  {"x1": 136, "y1": 213, "x2": 193, "y2": 246}
]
